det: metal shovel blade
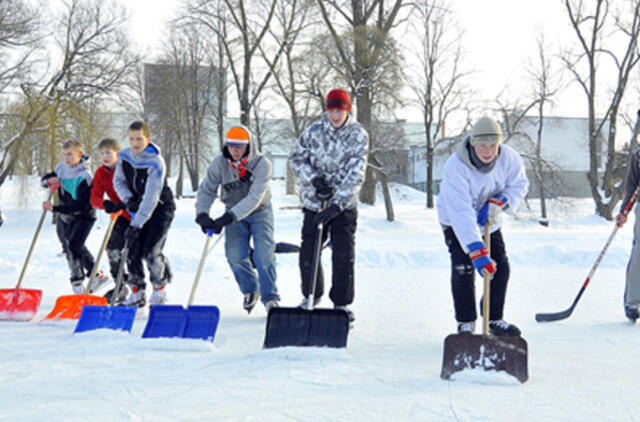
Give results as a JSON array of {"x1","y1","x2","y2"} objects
[
  {"x1": 0, "y1": 288, "x2": 43, "y2": 321},
  {"x1": 440, "y1": 333, "x2": 529, "y2": 383},
  {"x1": 44, "y1": 294, "x2": 108, "y2": 321},
  {"x1": 141, "y1": 305, "x2": 188, "y2": 339},
  {"x1": 74, "y1": 305, "x2": 137, "y2": 333},
  {"x1": 263, "y1": 307, "x2": 350, "y2": 349}
]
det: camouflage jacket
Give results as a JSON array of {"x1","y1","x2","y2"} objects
[{"x1": 289, "y1": 113, "x2": 369, "y2": 212}]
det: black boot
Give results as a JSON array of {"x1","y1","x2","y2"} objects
[
  {"x1": 489, "y1": 320, "x2": 521, "y2": 336},
  {"x1": 625, "y1": 304, "x2": 639, "y2": 323}
]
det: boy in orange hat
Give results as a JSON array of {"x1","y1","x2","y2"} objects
[{"x1": 195, "y1": 125, "x2": 280, "y2": 313}]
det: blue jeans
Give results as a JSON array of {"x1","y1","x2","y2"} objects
[{"x1": 224, "y1": 203, "x2": 279, "y2": 302}]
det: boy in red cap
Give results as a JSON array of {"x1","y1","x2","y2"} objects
[
  {"x1": 195, "y1": 125, "x2": 280, "y2": 313},
  {"x1": 288, "y1": 88, "x2": 369, "y2": 323}
]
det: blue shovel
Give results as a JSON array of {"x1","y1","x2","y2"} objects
[
  {"x1": 74, "y1": 237, "x2": 137, "y2": 333},
  {"x1": 141, "y1": 230, "x2": 222, "y2": 341}
]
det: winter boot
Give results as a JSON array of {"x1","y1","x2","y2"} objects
[
  {"x1": 625, "y1": 304, "x2": 639, "y2": 323},
  {"x1": 243, "y1": 292, "x2": 260, "y2": 314},
  {"x1": 104, "y1": 284, "x2": 129, "y2": 305},
  {"x1": 88, "y1": 269, "x2": 112, "y2": 293},
  {"x1": 122, "y1": 286, "x2": 146, "y2": 307},
  {"x1": 149, "y1": 285, "x2": 167, "y2": 305},
  {"x1": 457, "y1": 321, "x2": 476, "y2": 335},
  {"x1": 334, "y1": 305, "x2": 355, "y2": 326},
  {"x1": 298, "y1": 296, "x2": 321, "y2": 310},
  {"x1": 264, "y1": 300, "x2": 279, "y2": 313},
  {"x1": 489, "y1": 319, "x2": 521, "y2": 336}
]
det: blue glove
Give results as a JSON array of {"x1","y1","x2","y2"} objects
[
  {"x1": 467, "y1": 241, "x2": 496, "y2": 278},
  {"x1": 477, "y1": 193, "x2": 508, "y2": 226}
]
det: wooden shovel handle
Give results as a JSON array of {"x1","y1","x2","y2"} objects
[{"x1": 482, "y1": 223, "x2": 491, "y2": 336}]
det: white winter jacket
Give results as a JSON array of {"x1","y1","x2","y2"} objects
[{"x1": 436, "y1": 138, "x2": 529, "y2": 252}]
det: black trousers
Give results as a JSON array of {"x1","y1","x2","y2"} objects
[
  {"x1": 56, "y1": 215, "x2": 95, "y2": 282},
  {"x1": 299, "y1": 207, "x2": 357, "y2": 306},
  {"x1": 106, "y1": 216, "x2": 131, "y2": 280},
  {"x1": 443, "y1": 226, "x2": 510, "y2": 322},
  {"x1": 127, "y1": 205, "x2": 174, "y2": 289}
]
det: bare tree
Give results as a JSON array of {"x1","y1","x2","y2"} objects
[
  {"x1": 315, "y1": 0, "x2": 406, "y2": 211},
  {"x1": 525, "y1": 33, "x2": 563, "y2": 224},
  {"x1": 259, "y1": 0, "x2": 321, "y2": 194},
  {"x1": 187, "y1": 0, "x2": 287, "y2": 127},
  {"x1": 148, "y1": 24, "x2": 222, "y2": 195},
  {"x1": 0, "y1": 0, "x2": 41, "y2": 95},
  {"x1": 405, "y1": 0, "x2": 471, "y2": 209},
  {"x1": 0, "y1": 0, "x2": 137, "y2": 186},
  {"x1": 562, "y1": 0, "x2": 640, "y2": 219}
]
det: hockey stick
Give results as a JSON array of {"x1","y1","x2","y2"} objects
[{"x1": 535, "y1": 185, "x2": 639, "y2": 322}]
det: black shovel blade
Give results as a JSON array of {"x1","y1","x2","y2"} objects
[
  {"x1": 263, "y1": 307, "x2": 350, "y2": 348},
  {"x1": 440, "y1": 333, "x2": 528, "y2": 383}
]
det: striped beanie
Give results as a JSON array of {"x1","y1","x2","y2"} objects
[{"x1": 225, "y1": 125, "x2": 251, "y2": 147}]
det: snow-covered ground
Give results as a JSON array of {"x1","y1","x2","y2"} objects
[{"x1": 1, "y1": 176, "x2": 639, "y2": 421}]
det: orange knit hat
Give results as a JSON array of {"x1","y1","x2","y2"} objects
[{"x1": 225, "y1": 125, "x2": 250, "y2": 146}]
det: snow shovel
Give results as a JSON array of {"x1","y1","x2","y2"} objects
[
  {"x1": 141, "y1": 230, "x2": 221, "y2": 341},
  {"x1": 0, "y1": 190, "x2": 56, "y2": 321},
  {"x1": 85, "y1": 210, "x2": 123, "y2": 294},
  {"x1": 440, "y1": 223, "x2": 529, "y2": 383},
  {"x1": 74, "y1": 238, "x2": 137, "y2": 333},
  {"x1": 264, "y1": 202, "x2": 350, "y2": 349},
  {"x1": 44, "y1": 206, "x2": 113, "y2": 320}
]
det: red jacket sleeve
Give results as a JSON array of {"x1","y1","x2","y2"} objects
[{"x1": 90, "y1": 166, "x2": 107, "y2": 209}]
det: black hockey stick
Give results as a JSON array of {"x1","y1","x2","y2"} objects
[{"x1": 536, "y1": 186, "x2": 639, "y2": 322}]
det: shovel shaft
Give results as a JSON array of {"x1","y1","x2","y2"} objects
[
  {"x1": 87, "y1": 211, "x2": 122, "y2": 292},
  {"x1": 482, "y1": 223, "x2": 491, "y2": 335},
  {"x1": 188, "y1": 233, "x2": 223, "y2": 306},
  {"x1": 16, "y1": 193, "x2": 52, "y2": 289},
  {"x1": 109, "y1": 238, "x2": 130, "y2": 306},
  {"x1": 307, "y1": 201, "x2": 327, "y2": 310}
]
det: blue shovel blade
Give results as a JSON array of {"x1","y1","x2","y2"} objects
[
  {"x1": 74, "y1": 305, "x2": 137, "y2": 333},
  {"x1": 141, "y1": 305, "x2": 188, "y2": 339},
  {"x1": 183, "y1": 305, "x2": 220, "y2": 342}
]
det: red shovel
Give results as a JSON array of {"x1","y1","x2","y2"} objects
[{"x1": 0, "y1": 191, "x2": 55, "y2": 321}]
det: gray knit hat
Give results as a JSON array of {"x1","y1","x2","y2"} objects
[{"x1": 470, "y1": 116, "x2": 502, "y2": 145}]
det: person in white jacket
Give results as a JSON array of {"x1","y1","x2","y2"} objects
[{"x1": 436, "y1": 116, "x2": 529, "y2": 336}]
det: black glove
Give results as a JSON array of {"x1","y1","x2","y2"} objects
[
  {"x1": 195, "y1": 212, "x2": 216, "y2": 234},
  {"x1": 125, "y1": 226, "x2": 141, "y2": 243},
  {"x1": 312, "y1": 177, "x2": 333, "y2": 201},
  {"x1": 103, "y1": 200, "x2": 124, "y2": 214},
  {"x1": 239, "y1": 169, "x2": 252, "y2": 183},
  {"x1": 211, "y1": 212, "x2": 234, "y2": 233},
  {"x1": 126, "y1": 199, "x2": 140, "y2": 213},
  {"x1": 313, "y1": 204, "x2": 341, "y2": 225}
]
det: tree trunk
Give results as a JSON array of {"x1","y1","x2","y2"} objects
[
  {"x1": 286, "y1": 160, "x2": 296, "y2": 195},
  {"x1": 176, "y1": 153, "x2": 184, "y2": 198},
  {"x1": 378, "y1": 170, "x2": 394, "y2": 222}
]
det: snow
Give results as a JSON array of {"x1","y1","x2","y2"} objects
[{"x1": 2, "y1": 177, "x2": 640, "y2": 421}]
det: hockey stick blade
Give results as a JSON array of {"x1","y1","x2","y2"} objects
[{"x1": 535, "y1": 307, "x2": 574, "y2": 322}]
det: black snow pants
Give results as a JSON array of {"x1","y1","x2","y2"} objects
[
  {"x1": 127, "y1": 204, "x2": 174, "y2": 290},
  {"x1": 56, "y1": 215, "x2": 95, "y2": 283},
  {"x1": 106, "y1": 216, "x2": 132, "y2": 280},
  {"x1": 443, "y1": 226, "x2": 510, "y2": 323},
  {"x1": 299, "y1": 207, "x2": 357, "y2": 306}
]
